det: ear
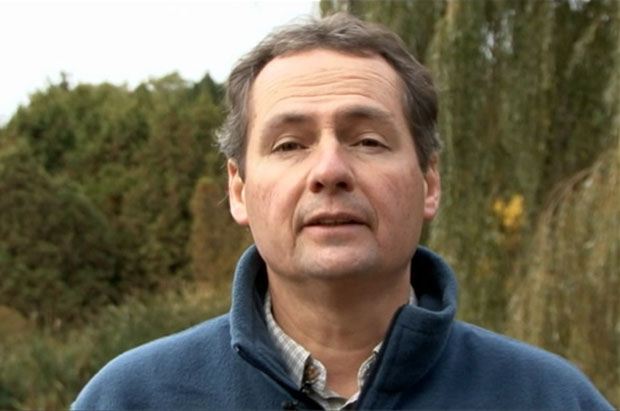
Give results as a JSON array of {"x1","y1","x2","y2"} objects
[
  {"x1": 227, "y1": 159, "x2": 249, "y2": 226},
  {"x1": 422, "y1": 155, "x2": 441, "y2": 220}
]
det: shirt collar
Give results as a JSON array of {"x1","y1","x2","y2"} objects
[
  {"x1": 264, "y1": 291, "x2": 309, "y2": 387},
  {"x1": 264, "y1": 286, "x2": 417, "y2": 404}
]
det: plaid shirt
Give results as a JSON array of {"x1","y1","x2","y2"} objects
[{"x1": 264, "y1": 289, "x2": 416, "y2": 410}]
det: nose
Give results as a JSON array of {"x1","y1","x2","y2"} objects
[{"x1": 307, "y1": 139, "x2": 355, "y2": 193}]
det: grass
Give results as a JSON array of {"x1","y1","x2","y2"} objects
[{"x1": 0, "y1": 280, "x2": 231, "y2": 409}]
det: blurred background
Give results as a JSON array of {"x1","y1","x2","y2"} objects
[{"x1": 0, "y1": 0, "x2": 618, "y2": 408}]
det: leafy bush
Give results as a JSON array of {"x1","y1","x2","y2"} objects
[
  {"x1": 0, "y1": 282, "x2": 231, "y2": 410},
  {"x1": 0, "y1": 72, "x2": 228, "y2": 326},
  {"x1": 0, "y1": 150, "x2": 121, "y2": 324}
]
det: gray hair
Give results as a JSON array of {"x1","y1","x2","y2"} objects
[{"x1": 217, "y1": 12, "x2": 440, "y2": 177}]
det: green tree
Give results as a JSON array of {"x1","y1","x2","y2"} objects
[
  {"x1": 116, "y1": 73, "x2": 226, "y2": 286},
  {"x1": 0, "y1": 71, "x2": 228, "y2": 324},
  {"x1": 188, "y1": 176, "x2": 252, "y2": 287},
  {"x1": 0, "y1": 150, "x2": 121, "y2": 325}
]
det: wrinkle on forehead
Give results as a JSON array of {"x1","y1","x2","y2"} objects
[
  {"x1": 261, "y1": 68, "x2": 399, "y2": 100},
  {"x1": 260, "y1": 104, "x2": 399, "y2": 139},
  {"x1": 249, "y1": 49, "x2": 405, "y2": 132}
]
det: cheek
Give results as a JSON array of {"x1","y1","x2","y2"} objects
[
  {"x1": 245, "y1": 177, "x2": 297, "y2": 231},
  {"x1": 374, "y1": 166, "x2": 425, "y2": 234},
  {"x1": 245, "y1": 182, "x2": 274, "y2": 224}
]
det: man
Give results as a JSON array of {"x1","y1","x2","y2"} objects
[{"x1": 73, "y1": 13, "x2": 612, "y2": 410}]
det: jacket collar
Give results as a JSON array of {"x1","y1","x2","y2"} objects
[
  {"x1": 359, "y1": 247, "x2": 457, "y2": 405},
  {"x1": 229, "y1": 245, "x2": 458, "y2": 398},
  {"x1": 229, "y1": 246, "x2": 296, "y2": 390}
]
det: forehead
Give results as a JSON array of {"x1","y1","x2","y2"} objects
[{"x1": 248, "y1": 48, "x2": 405, "y2": 129}]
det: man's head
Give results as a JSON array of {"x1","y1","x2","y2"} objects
[
  {"x1": 222, "y1": 13, "x2": 441, "y2": 286},
  {"x1": 218, "y1": 13, "x2": 440, "y2": 178}
]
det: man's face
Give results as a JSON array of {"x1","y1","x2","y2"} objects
[{"x1": 228, "y1": 49, "x2": 440, "y2": 283}]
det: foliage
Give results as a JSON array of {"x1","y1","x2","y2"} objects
[
  {"x1": 0, "y1": 72, "x2": 226, "y2": 325},
  {"x1": 0, "y1": 283, "x2": 231, "y2": 410},
  {"x1": 188, "y1": 176, "x2": 252, "y2": 287},
  {"x1": 0, "y1": 70, "x2": 239, "y2": 407},
  {"x1": 507, "y1": 148, "x2": 620, "y2": 405},
  {"x1": 0, "y1": 150, "x2": 121, "y2": 325}
]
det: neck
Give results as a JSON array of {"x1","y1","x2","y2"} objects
[{"x1": 268, "y1": 269, "x2": 411, "y2": 397}]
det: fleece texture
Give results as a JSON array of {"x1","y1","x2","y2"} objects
[{"x1": 72, "y1": 246, "x2": 613, "y2": 410}]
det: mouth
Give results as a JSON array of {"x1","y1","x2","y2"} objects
[{"x1": 304, "y1": 213, "x2": 366, "y2": 228}]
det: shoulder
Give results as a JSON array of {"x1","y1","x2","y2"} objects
[
  {"x1": 99, "y1": 313, "x2": 231, "y2": 374},
  {"x1": 72, "y1": 314, "x2": 232, "y2": 409},
  {"x1": 451, "y1": 320, "x2": 569, "y2": 369},
  {"x1": 446, "y1": 321, "x2": 612, "y2": 409}
]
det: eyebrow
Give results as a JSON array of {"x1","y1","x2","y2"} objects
[
  {"x1": 335, "y1": 105, "x2": 396, "y2": 125},
  {"x1": 261, "y1": 112, "x2": 314, "y2": 135},
  {"x1": 259, "y1": 105, "x2": 398, "y2": 137}
]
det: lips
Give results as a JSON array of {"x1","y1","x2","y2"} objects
[
  {"x1": 310, "y1": 218, "x2": 358, "y2": 226},
  {"x1": 304, "y1": 212, "x2": 366, "y2": 227}
]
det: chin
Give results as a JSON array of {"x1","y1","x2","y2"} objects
[{"x1": 297, "y1": 249, "x2": 382, "y2": 280}]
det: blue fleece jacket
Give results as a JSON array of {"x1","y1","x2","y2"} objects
[{"x1": 73, "y1": 246, "x2": 613, "y2": 410}]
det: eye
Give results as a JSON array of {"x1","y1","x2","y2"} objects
[
  {"x1": 354, "y1": 134, "x2": 388, "y2": 149},
  {"x1": 358, "y1": 138, "x2": 383, "y2": 147},
  {"x1": 273, "y1": 140, "x2": 304, "y2": 152}
]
